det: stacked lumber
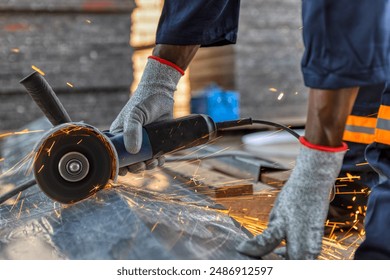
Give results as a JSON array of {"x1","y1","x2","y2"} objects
[
  {"x1": 236, "y1": 0, "x2": 307, "y2": 125},
  {"x1": 190, "y1": 45, "x2": 235, "y2": 93},
  {"x1": 0, "y1": 0, "x2": 135, "y2": 130}
]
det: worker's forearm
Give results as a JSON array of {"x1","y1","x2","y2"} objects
[
  {"x1": 152, "y1": 44, "x2": 200, "y2": 70},
  {"x1": 304, "y1": 87, "x2": 359, "y2": 147}
]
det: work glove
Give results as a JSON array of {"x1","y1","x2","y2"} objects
[
  {"x1": 110, "y1": 56, "x2": 184, "y2": 174},
  {"x1": 237, "y1": 137, "x2": 347, "y2": 259}
]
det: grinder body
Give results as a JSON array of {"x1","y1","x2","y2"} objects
[
  {"x1": 32, "y1": 114, "x2": 217, "y2": 204},
  {"x1": 20, "y1": 71, "x2": 218, "y2": 204}
]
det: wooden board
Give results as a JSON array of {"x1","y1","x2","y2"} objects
[
  {"x1": 163, "y1": 161, "x2": 254, "y2": 198},
  {"x1": 0, "y1": 2, "x2": 134, "y2": 131},
  {"x1": 260, "y1": 170, "x2": 291, "y2": 189}
]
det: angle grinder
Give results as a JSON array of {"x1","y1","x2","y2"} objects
[{"x1": 20, "y1": 72, "x2": 252, "y2": 204}]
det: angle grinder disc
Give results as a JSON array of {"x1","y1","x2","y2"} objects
[{"x1": 33, "y1": 124, "x2": 117, "y2": 204}]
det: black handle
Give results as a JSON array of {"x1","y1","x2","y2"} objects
[
  {"x1": 20, "y1": 72, "x2": 72, "y2": 126},
  {"x1": 144, "y1": 114, "x2": 217, "y2": 156}
]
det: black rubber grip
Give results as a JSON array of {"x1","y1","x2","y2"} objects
[
  {"x1": 144, "y1": 114, "x2": 217, "y2": 156},
  {"x1": 20, "y1": 72, "x2": 71, "y2": 126}
]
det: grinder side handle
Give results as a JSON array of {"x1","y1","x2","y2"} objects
[{"x1": 20, "y1": 71, "x2": 72, "y2": 126}]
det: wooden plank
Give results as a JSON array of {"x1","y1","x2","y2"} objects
[
  {"x1": 130, "y1": 6, "x2": 162, "y2": 48},
  {"x1": 215, "y1": 189, "x2": 277, "y2": 225},
  {"x1": 0, "y1": 0, "x2": 134, "y2": 12},
  {"x1": 260, "y1": 170, "x2": 291, "y2": 189},
  {"x1": 163, "y1": 161, "x2": 254, "y2": 198}
]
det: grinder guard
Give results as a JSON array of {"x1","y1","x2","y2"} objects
[{"x1": 33, "y1": 123, "x2": 119, "y2": 204}]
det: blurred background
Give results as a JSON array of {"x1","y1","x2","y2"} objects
[{"x1": 0, "y1": 0, "x2": 307, "y2": 132}]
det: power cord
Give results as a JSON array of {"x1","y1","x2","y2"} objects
[{"x1": 0, "y1": 178, "x2": 36, "y2": 205}]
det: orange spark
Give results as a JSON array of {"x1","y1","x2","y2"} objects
[
  {"x1": 89, "y1": 185, "x2": 101, "y2": 193},
  {"x1": 10, "y1": 191, "x2": 22, "y2": 211},
  {"x1": 11, "y1": 48, "x2": 20, "y2": 53},
  {"x1": 269, "y1": 88, "x2": 278, "y2": 92},
  {"x1": 0, "y1": 129, "x2": 44, "y2": 139},
  {"x1": 14, "y1": 129, "x2": 43, "y2": 135},
  {"x1": 31, "y1": 65, "x2": 45, "y2": 76},
  {"x1": 151, "y1": 222, "x2": 159, "y2": 232},
  {"x1": 0, "y1": 151, "x2": 35, "y2": 179},
  {"x1": 46, "y1": 141, "x2": 56, "y2": 156},
  {"x1": 38, "y1": 164, "x2": 45, "y2": 173},
  {"x1": 17, "y1": 199, "x2": 25, "y2": 219},
  {"x1": 66, "y1": 82, "x2": 74, "y2": 88},
  {"x1": 337, "y1": 173, "x2": 360, "y2": 182}
]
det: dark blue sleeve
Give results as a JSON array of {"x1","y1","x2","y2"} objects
[
  {"x1": 301, "y1": 0, "x2": 390, "y2": 89},
  {"x1": 156, "y1": 0, "x2": 240, "y2": 47}
]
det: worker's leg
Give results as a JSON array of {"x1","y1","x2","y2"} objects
[{"x1": 354, "y1": 85, "x2": 390, "y2": 259}]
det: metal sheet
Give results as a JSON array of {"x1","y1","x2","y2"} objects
[{"x1": 0, "y1": 119, "x2": 255, "y2": 260}]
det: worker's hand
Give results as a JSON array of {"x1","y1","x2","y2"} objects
[
  {"x1": 237, "y1": 137, "x2": 347, "y2": 259},
  {"x1": 110, "y1": 56, "x2": 183, "y2": 174}
]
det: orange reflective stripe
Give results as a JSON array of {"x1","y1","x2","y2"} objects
[
  {"x1": 378, "y1": 105, "x2": 390, "y2": 120},
  {"x1": 375, "y1": 129, "x2": 390, "y2": 144},
  {"x1": 375, "y1": 105, "x2": 390, "y2": 144},
  {"x1": 343, "y1": 115, "x2": 376, "y2": 144},
  {"x1": 345, "y1": 115, "x2": 377, "y2": 128},
  {"x1": 343, "y1": 130, "x2": 375, "y2": 144}
]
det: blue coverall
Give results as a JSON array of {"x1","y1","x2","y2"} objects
[{"x1": 156, "y1": 0, "x2": 390, "y2": 259}]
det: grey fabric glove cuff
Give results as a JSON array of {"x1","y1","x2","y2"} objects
[{"x1": 237, "y1": 137, "x2": 347, "y2": 259}]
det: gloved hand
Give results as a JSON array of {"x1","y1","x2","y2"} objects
[
  {"x1": 110, "y1": 56, "x2": 184, "y2": 174},
  {"x1": 237, "y1": 137, "x2": 347, "y2": 259}
]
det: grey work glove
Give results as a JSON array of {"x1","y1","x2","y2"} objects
[
  {"x1": 110, "y1": 56, "x2": 183, "y2": 174},
  {"x1": 237, "y1": 137, "x2": 347, "y2": 259}
]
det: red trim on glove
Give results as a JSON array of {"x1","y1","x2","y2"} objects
[
  {"x1": 299, "y1": 136, "x2": 348, "y2": 152},
  {"x1": 148, "y1": 56, "x2": 185, "y2": 75}
]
